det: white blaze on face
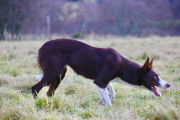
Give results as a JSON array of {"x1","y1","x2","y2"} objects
[
  {"x1": 158, "y1": 75, "x2": 170, "y2": 89},
  {"x1": 150, "y1": 75, "x2": 170, "y2": 97}
]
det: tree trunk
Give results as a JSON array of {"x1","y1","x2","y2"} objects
[
  {"x1": 0, "y1": 23, "x2": 8, "y2": 40},
  {"x1": 15, "y1": 25, "x2": 20, "y2": 41}
]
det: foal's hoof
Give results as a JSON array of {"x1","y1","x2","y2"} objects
[
  {"x1": 99, "y1": 100, "x2": 105, "y2": 105},
  {"x1": 47, "y1": 92, "x2": 53, "y2": 98},
  {"x1": 99, "y1": 100, "x2": 103, "y2": 104},
  {"x1": 31, "y1": 90, "x2": 37, "y2": 99},
  {"x1": 32, "y1": 93, "x2": 37, "y2": 99}
]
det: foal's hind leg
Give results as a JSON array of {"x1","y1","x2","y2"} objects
[
  {"x1": 47, "y1": 79, "x2": 60, "y2": 97},
  {"x1": 31, "y1": 74, "x2": 59, "y2": 98},
  {"x1": 47, "y1": 67, "x2": 67, "y2": 97}
]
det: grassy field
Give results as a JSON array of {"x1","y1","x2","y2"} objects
[{"x1": 0, "y1": 37, "x2": 180, "y2": 120}]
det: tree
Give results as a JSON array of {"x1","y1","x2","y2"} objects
[
  {"x1": 168, "y1": 0, "x2": 180, "y2": 18},
  {"x1": 0, "y1": 0, "x2": 37, "y2": 40}
]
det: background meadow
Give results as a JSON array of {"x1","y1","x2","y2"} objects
[{"x1": 0, "y1": 37, "x2": 179, "y2": 120}]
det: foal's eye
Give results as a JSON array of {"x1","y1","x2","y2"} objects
[{"x1": 154, "y1": 74, "x2": 158, "y2": 79}]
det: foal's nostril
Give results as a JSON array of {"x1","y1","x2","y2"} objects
[{"x1": 166, "y1": 83, "x2": 170, "y2": 88}]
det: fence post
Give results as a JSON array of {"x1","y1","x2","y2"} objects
[{"x1": 47, "y1": 15, "x2": 51, "y2": 39}]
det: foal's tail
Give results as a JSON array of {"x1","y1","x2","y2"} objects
[{"x1": 35, "y1": 75, "x2": 43, "y2": 81}]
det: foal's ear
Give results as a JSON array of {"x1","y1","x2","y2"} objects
[
  {"x1": 150, "y1": 58, "x2": 154, "y2": 68},
  {"x1": 141, "y1": 57, "x2": 152, "y2": 74},
  {"x1": 143, "y1": 57, "x2": 149, "y2": 68}
]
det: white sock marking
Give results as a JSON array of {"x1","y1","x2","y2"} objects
[
  {"x1": 96, "y1": 85, "x2": 112, "y2": 106},
  {"x1": 107, "y1": 83, "x2": 116, "y2": 100}
]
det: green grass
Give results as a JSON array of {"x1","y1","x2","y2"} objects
[{"x1": 0, "y1": 36, "x2": 180, "y2": 119}]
